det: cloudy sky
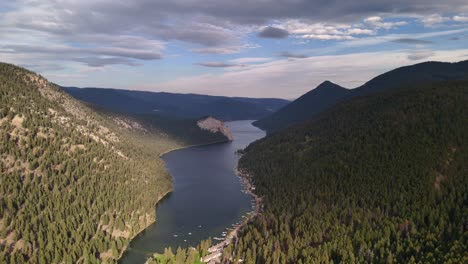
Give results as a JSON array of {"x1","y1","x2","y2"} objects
[{"x1": 1, "y1": 1, "x2": 468, "y2": 98}]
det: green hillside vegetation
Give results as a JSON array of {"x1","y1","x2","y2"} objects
[
  {"x1": 225, "y1": 81, "x2": 468, "y2": 263},
  {"x1": 147, "y1": 239, "x2": 212, "y2": 264},
  {"x1": 0, "y1": 63, "x2": 225, "y2": 263}
]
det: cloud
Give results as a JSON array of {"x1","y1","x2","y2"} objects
[
  {"x1": 192, "y1": 47, "x2": 242, "y2": 54},
  {"x1": 407, "y1": 49, "x2": 435, "y2": 60},
  {"x1": 420, "y1": 14, "x2": 450, "y2": 26},
  {"x1": 1, "y1": 0, "x2": 468, "y2": 77},
  {"x1": 347, "y1": 28, "x2": 375, "y2": 35},
  {"x1": 341, "y1": 28, "x2": 468, "y2": 48},
  {"x1": 453, "y1": 15, "x2": 468, "y2": 22},
  {"x1": 75, "y1": 57, "x2": 141, "y2": 67},
  {"x1": 229, "y1": 57, "x2": 272, "y2": 63},
  {"x1": 191, "y1": 43, "x2": 260, "y2": 54},
  {"x1": 0, "y1": 43, "x2": 163, "y2": 67},
  {"x1": 279, "y1": 51, "x2": 308, "y2": 58},
  {"x1": 196, "y1": 62, "x2": 245, "y2": 67},
  {"x1": 364, "y1": 16, "x2": 408, "y2": 29},
  {"x1": 301, "y1": 34, "x2": 354, "y2": 40},
  {"x1": 258, "y1": 26, "x2": 289, "y2": 38},
  {"x1": 276, "y1": 20, "x2": 376, "y2": 41},
  {"x1": 391, "y1": 38, "x2": 433, "y2": 45}
]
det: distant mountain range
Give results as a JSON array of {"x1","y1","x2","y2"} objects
[
  {"x1": 62, "y1": 87, "x2": 289, "y2": 121},
  {"x1": 254, "y1": 60, "x2": 468, "y2": 133}
]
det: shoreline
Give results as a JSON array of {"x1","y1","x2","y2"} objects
[
  {"x1": 159, "y1": 139, "x2": 231, "y2": 158},
  {"x1": 116, "y1": 188, "x2": 172, "y2": 262},
  {"x1": 201, "y1": 166, "x2": 262, "y2": 263}
]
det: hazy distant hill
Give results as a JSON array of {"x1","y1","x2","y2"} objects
[
  {"x1": 232, "y1": 80, "x2": 468, "y2": 263},
  {"x1": 255, "y1": 60, "x2": 468, "y2": 133},
  {"x1": 0, "y1": 63, "x2": 226, "y2": 263},
  {"x1": 62, "y1": 87, "x2": 290, "y2": 121}
]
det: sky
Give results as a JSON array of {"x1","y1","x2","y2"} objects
[{"x1": 1, "y1": 1, "x2": 468, "y2": 99}]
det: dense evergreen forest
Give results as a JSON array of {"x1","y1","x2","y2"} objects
[
  {"x1": 147, "y1": 239, "x2": 212, "y2": 264},
  {"x1": 0, "y1": 63, "x2": 225, "y2": 263},
  {"x1": 227, "y1": 81, "x2": 468, "y2": 263}
]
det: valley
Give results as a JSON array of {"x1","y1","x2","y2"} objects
[
  {"x1": 1, "y1": 59, "x2": 467, "y2": 264},
  {"x1": 121, "y1": 121, "x2": 264, "y2": 263},
  {"x1": 2, "y1": 1, "x2": 468, "y2": 263}
]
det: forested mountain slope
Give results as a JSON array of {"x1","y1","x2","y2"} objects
[
  {"x1": 0, "y1": 63, "x2": 225, "y2": 263},
  {"x1": 253, "y1": 81, "x2": 349, "y2": 132},
  {"x1": 63, "y1": 87, "x2": 289, "y2": 121},
  {"x1": 227, "y1": 81, "x2": 468, "y2": 263},
  {"x1": 255, "y1": 60, "x2": 468, "y2": 133}
]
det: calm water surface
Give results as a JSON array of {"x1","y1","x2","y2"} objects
[{"x1": 120, "y1": 120, "x2": 265, "y2": 263}]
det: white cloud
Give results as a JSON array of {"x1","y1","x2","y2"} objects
[
  {"x1": 347, "y1": 28, "x2": 375, "y2": 35},
  {"x1": 420, "y1": 14, "x2": 450, "y2": 26},
  {"x1": 364, "y1": 16, "x2": 407, "y2": 29},
  {"x1": 301, "y1": 34, "x2": 354, "y2": 40},
  {"x1": 453, "y1": 15, "x2": 468, "y2": 22},
  {"x1": 229, "y1": 57, "x2": 273, "y2": 63},
  {"x1": 275, "y1": 18, "x2": 400, "y2": 41}
]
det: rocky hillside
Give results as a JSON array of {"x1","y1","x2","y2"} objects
[
  {"x1": 197, "y1": 116, "x2": 233, "y2": 141},
  {"x1": 0, "y1": 63, "x2": 223, "y2": 263}
]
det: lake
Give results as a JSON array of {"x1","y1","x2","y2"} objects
[{"x1": 119, "y1": 120, "x2": 265, "y2": 263}]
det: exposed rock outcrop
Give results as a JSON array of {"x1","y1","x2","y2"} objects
[{"x1": 197, "y1": 116, "x2": 233, "y2": 141}]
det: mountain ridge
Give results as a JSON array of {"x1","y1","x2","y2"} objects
[
  {"x1": 254, "y1": 80, "x2": 350, "y2": 132},
  {"x1": 254, "y1": 60, "x2": 468, "y2": 133},
  {"x1": 62, "y1": 86, "x2": 290, "y2": 121}
]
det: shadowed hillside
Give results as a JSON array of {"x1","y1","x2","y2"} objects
[
  {"x1": 253, "y1": 81, "x2": 349, "y2": 132},
  {"x1": 229, "y1": 81, "x2": 468, "y2": 263},
  {"x1": 63, "y1": 87, "x2": 290, "y2": 121},
  {"x1": 255, "y1": 60, "x2": 468, "y2": 133}
]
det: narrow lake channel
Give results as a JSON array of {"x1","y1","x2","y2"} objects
[{"x1": 120, "y1": 120, "x2": 265, "y2": 263}]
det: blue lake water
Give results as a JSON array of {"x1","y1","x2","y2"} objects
[{"x1": 120, "y1": 120, "x2": 265, "y2": 263}]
